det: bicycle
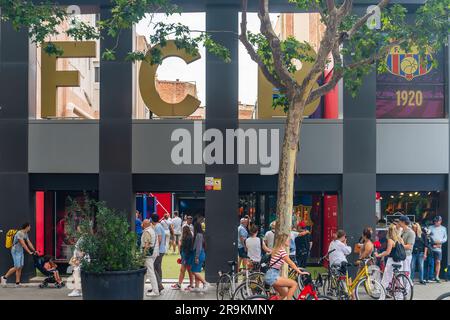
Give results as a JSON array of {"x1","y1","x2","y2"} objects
[
  {"x1": 436, "y1": 292, "x2": 450, "y2": 300},
  {"x1": 322, "y1": 257, "x2": 386, "y2": 300},
  {"x1": 216, "y1": 260, "x2": 266, "y2": 300},
  {"x1": 244, "y1": 272, "x2": 333, "y2": 300},
  {"x1": 385, "y1": 263, "x2": 413, "y2": 300}
]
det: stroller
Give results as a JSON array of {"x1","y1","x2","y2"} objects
[{"x1": 33, "y1": 254, "x2": 65, "y2": 289}]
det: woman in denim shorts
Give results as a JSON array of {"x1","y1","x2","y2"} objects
[{"x1": 265, "y1": 234, "x2": 309, "y2": 299}]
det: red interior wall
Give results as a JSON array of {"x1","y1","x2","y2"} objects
[
  {"x1": 35, "y1": 192, "x2": 45, "y2": 255},
  {"x1": 323, "y1": 195, "x2": 339, "y2": 259},
  {"x1": 151, "y1": 193, "x2": 172, "y2": 219}
]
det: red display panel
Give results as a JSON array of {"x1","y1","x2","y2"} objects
[
  {"x1": 35, "y1": 191, "x2": 45, "y2": 255},
  {"x1": 322, "y1": 195, "x2": 338, "y2": 260},
  {"x1": 151, "y1": 193, "x2": 173, "y2": 220}
]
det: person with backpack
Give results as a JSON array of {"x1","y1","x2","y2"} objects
[
  {"x1": 245, "y1": 224, "x2": 271, "y2": 270},
  {"x1": 1, "y1": 222, "x2": 36, "y2": 287},
  {"x1": 376, "y1": 223, "x2": 406, "y2": 291}
]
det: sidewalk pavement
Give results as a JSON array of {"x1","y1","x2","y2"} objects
[{"x1": 0, "y1": 278, "x2": 449, "y2": 300}]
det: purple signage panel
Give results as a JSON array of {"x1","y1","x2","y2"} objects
[{"x1": 376, "y1": 47, "x2": 445, "y2": 118}]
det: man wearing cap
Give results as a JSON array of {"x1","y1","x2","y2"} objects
[
  {"x1": 429, "y1": 216, "x2": 447, "y2": 282},
  {"x1": 398, "y1": 216, "x2": 415, "y2": 278},
  {"x1": 295, "y1": 222, "x2": 312, "y2": 268}
]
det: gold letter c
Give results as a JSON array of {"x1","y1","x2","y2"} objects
[{"x1": 139, "y1": 40, "x2": 201, "y2": 117}]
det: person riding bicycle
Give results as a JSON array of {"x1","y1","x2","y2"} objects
[
  {"x1": 328, "y1": 230, "x2": 352, "y2": 274},
  {"x1": 264, "y1": 234, "x2": 309, "y2": 300}
]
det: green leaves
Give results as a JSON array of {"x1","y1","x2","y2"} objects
[{"x1": 66, "y1": 197, "x2": 144, "y2": 273}]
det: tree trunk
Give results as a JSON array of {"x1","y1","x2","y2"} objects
[{"x1": 275, "y1": 95, "x2": 306, "y2": 276}]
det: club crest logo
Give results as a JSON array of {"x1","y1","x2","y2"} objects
[{"x1": 386, "y1": 46, "x2": 433, "y2": 81}]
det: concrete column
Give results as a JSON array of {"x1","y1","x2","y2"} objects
[
  {"x1": 204, "y1": 4, "x2": 239, "y2": 282},
  {"x1": 0, "y1": 21, "x2": 33, "y2": 281},
  {"x1": 99, "y1": 7, "x2": 134, "y2": 222},
  {"x1": 342, "y1": 6, "x2": 377, "y2": 252}
]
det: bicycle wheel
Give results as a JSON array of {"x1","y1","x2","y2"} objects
[
  {"x1": 436, "y1": 292, "x2": 450, "y2": 300},
  {"x1": 232, "y1": 281, "x2": 266, "y2": 300},
  {"x1": 247, "y1": 271, "x2": 265, "y2": 287},
  {"x1": 317, "y1": 295, "x2": 335, "y2": 300},
  {"x1": 245, "y1": 294, "x2": 270, "y2": 300},
  {"x1": 355, "y1": 277, "x2": 385, "y2": 300},
  {"x1": 216, "y1": 274, "x2": 232, "y2": 300},
  {"x1": 392, "y1": 274, "x2": 413, "y2": 300},
  {"x1": 322, "y1": 274, "x2": 332, "y2": 296},
  {"x1": 368, "y1": 265, "x2": 382, "y2": 284}
]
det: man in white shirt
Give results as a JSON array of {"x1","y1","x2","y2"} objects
[
  {"x1": 264, "y1": 221, "x2": 276, "y2": 249},
  {"x1": 160, "y1": 213, "x2": 173, "y2": 253},
  {"x1": 171, "y1": 211, "x2": 182, "y2": 254},
  {"x1": 328, "y1": 230, "x2": 352, "y2": 268}
]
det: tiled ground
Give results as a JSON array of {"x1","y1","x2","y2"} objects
[{"x1": 0, "y1": 278, "x2": 449, "y2": 300}]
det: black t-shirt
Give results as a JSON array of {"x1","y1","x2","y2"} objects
[
  {"x1": 413, "y1": 233, "x2": 428, "y2": 254},
  {"x1": 295, "y1": 233, "x2": 311, "y2": 254}
]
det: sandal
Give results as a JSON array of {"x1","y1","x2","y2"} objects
[{"x1": 171, "y1": 283, "x2": 181, "y2": 290}]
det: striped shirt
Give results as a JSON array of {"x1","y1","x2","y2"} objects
[{"x1": 270, "y1": 248, "x2": 287, "y2": 270}]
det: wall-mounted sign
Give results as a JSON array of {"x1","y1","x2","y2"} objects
[
  {"x1": 213, "y1": 178, "x2": 222, "y2": 191},
  {"x1": 257, "y1": 47, "x2": 321, "y2": 119},
  {"x1": 376, "y1": 46, "x2": 444, "y2": 118},
  {"x1": 205, "y1": 177, "x2": 222, "y2": 191},
  {"x1": 41, "y1": 41, "x2": 97, "y2": 118},
  {"x1": 205, "y1": 177, "x2": 214, "y2": 191},
  {"x1": 41, "y1": 40, "x2": 201, "y2": 118}
]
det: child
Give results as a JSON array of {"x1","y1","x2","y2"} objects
[{"x1": 43, "y1": 255, "x2": 63, "y2": 285}]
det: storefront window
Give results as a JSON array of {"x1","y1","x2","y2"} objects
[
  {"x1": 35, "y1": 191, "x2": 97, "y2": 262},
  {"x1": 376, "y1": 191, "x2": 441, "y2": 229}
]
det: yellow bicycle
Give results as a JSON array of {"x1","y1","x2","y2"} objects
[{"x1": 323, "y1": 258, "x2": 386, "y2": 300}]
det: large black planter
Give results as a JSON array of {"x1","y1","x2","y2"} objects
[{"x1": 81, "y1": 268, "x2": 146, "y2": 300}]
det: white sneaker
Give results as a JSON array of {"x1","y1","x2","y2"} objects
[
  {"x1": 0, "y1": 277, "x2": 6, "y2": 287},
  {"x1": 191, "y1": 287, "x2": 201, "y2": 292},
  {"x1": 146, "y1": 292, "x2": 160, "y2": 297},
  {"x1": 68, "y1": 290, "x2": 82, "y2": 297},
  {"x1": 202, "y1": 282, "x2": 210, "y2": 291}
]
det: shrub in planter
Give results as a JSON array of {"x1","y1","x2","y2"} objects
[{"x1": 66, "y1": 197, "x2": 146, "y2": 300}]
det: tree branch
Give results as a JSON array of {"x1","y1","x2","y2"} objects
[
  {"x1": 326, "y1": 0, "x2": 336, "y2": 12},
  {"x1": 258, "y1": 0, "x2": 297, "y2": 90},
  {"x1": 239, "y1": 0, "x2": 285, "y2": 90},
  {"x1": 340, "y1": 0, "x2": 390, "y2": 43},
  {"x1": 337, "y1": 0, "x2": 353, "y2": 18},
  {"x1": 306, "y1": 43, "x2": 343, "y2": 104},
  {"x1": 307, "y1": 37, "x2": 405, "y2": 103}
]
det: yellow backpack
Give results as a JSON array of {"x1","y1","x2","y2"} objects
[{"x1": 5, "y1": 229, "x2": 18, "y2": 249}]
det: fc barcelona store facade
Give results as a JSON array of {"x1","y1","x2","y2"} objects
[{"x1": 1, "y1": 0, "x2": 450, "y2": 282}]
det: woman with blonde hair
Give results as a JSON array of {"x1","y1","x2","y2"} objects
[
  {"x1": 411, "y1": 223, "x2": 428, "y2": 284},
  {"x1": 375, "y1": 224, "x2": 404, "y2": 291},
  {"x1": 264, "y1": 233, "x2": 309, "y2": 300}
]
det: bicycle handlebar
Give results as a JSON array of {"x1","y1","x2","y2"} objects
[{"x1": 318, "y1": 249, "x2": 336, "y2": 263}]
